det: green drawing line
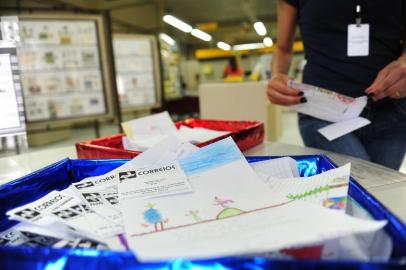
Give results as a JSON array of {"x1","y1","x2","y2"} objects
[{"x1": 287, "y1": 185, "x2": 331, "y2": 200}]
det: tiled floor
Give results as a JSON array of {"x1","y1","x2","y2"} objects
[{"x1": 2, "y1": 111, "x2": 405, "y2": 174}]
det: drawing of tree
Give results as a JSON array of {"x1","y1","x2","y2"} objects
[{"x1": 143, "y1": 203, "x2": 166, "y2": 232}]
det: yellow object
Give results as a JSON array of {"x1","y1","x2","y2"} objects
[
  {"x1": 223, "y1": 76, "x2": 244, "y2": 82},
  {"x1": 195, "y1": 48, "x2": 234, "y2": 59},
  {"x1": 121, "y1": 122, "x2": 133, "y2": 138},
  {"x1": 197, "y1": 22, "x2": 218, "y2": 31},
  {"x1": 249, "y1": 73, "x2": 260, "y2": 81},
  {"x1": 195, "y1": 41, "x2": 304, "y2": 60}
]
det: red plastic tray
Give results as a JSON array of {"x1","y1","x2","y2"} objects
[{"x1": 76, "y1": 119, "x2": 264, "y2": 159}]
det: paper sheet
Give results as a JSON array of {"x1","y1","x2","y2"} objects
[
  {"x1": 7, "y1": 191, "x2": 79, "y2": 228},
  {"x1": 317, "y1": 117, "x2": 371, "y2": 141},
  {"x1": 102, "y1": 234, "x2": 129, "y2": 251},
  {"x1": 7, "y1": 191, "x2": 120, "y2": 239},
  {"x1": 319, "y1": 197, "x2": 393, "y2": 261},
  {"x1": 0, "y1": 224, "x2": 108, "y2": 250},
  {"x1": 118, "y1": 161, "x2": 193, "y2": 200},
  {"x1": 250, "y1": 157, "x2": 300, "y2": 183},
  {"x1": 119, "y1": 138, "x2": 289, "y2": 253},
  {"x1": 121, "y1": 111, "x2": 232, "y2": 150},
  {"x1": 122, "y1": 135, "x2": 169, "y2": 152},
  {"x1": 76, "y1": 184, "x2": 123, "y2": 227},
  {"x1": 122, "y1": 126, "x2": 230, "y2": 151},
  {"x1": 267, "y1": 164, "x2": 351, "y2": 209},
  {"x1": 177, "y1": 126, "x2": 231, "y2": 144},
  {"x1": 121, "y1": 111, "x2": 177, "y2": 142},
  {"x1": 128, "y1": 201, "x2": 386, "y2": 261},
  {"x1": 73, "y1": 135, "x2": 197, "y2": 192},
  {"x1": 122, "y1": 136, "x2": 143, "y2": 152},
  {"x1": 288, "y1": 81, "x2": 367, "y2": 123},
  {"x1": 0, "y1": 225, "x2": 71, "y2": 248},
  {"x1": 125, "y1": 135, "x2": 198, "y2": 169}
]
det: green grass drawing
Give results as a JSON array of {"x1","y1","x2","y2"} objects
[{"x1": 287, "y1": 185, "x2": 331, "y2": 200}]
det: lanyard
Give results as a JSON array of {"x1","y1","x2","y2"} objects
[{"x1": 355, "y1": 0, "x2": 362, "y2": 27}]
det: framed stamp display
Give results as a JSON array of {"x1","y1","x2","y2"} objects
[
  {"x1": 16, "y1": 13, "x2": 116, "y2": 125},
  {"x1": 113, "y1": 34, "x2": 161, "y2": 111},
  {"x1": 0, "y1": 44, "x2": 26, "y2": 137}
]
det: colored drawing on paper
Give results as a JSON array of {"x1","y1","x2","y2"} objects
[
  {"x1": 118, "y1": 233, "x2": 130, "y2": 250},
  {"x1": 213, "y1": 196, "x2": 234, "y2": 208},
  {"x1": 185, "y1": 210, "x2": 202, "y2": 222},
  {"x1": 131, "y1": 200, "x2": 293, "y2": 238},
  {"x1": 142, "y1": 203, "x2": 168, "y2": 232},
  {"x1": 217, "y1": 208, "x2": 244, "y2": 219},
  {"x1": 287, "y1": 185, "x2": 331, "y2": 200},
  {"x1": 213, "y1": 196, "x2": 244, "y2": 219},
  {"x1": 178, "y1": 138, "x2": 243, "y2": 176},
  {"x1": 286, "y1": 183, "x2": 348, "y2": 201},
  {"x1": 323, "y1": 196, "x2": 347, "y2": 210}
]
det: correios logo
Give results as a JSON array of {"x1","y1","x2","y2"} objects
[
  {"x1": 137, "y1": 165, "x2": 176, "y2": 176},
  {"x1": 119, "y1": 171, "x2": 137, "y2": 183},
  {"x1": 118, "y1": 165, "x2": 177, "y2": 183},
  {"x1": 74, "y1": 181, "x2": 95, "y2": 189},
  {"x1": 82, "y1": 192, "x2": 101, "y2": 203},
  {"x1": 14, "y1": 208, "x2": 41, "y2": 220}
]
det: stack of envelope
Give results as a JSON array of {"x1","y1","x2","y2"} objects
[
  {"x1": 2, "y1": 136, "x2": 391, "y2": 261},
  {"x1": 121, "y1": 111, "x2": 231, "y2": 151}
]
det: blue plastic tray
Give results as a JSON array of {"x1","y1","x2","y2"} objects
[{"x1": 0, "y1": 155, "x2": 405, "y2": 270}]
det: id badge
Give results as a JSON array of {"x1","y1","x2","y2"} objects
[{"x1": 347, "y1": 24, "x2": 369, "y2": 57}]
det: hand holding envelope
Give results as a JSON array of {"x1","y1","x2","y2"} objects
[{"x1": 288, "y1": 81, "x2": 371, "y2": 141}]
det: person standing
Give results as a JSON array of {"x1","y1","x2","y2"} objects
[{"x1": 267, "y1": 0, "x2": 406, "y2": 170}]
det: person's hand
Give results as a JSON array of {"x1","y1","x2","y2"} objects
[
  {"x1": 365, "y1": 55, "x2": 406, "y2": 100},
  {"x1": 267, "y1": 74, "x2": 306, "y2": 105}
]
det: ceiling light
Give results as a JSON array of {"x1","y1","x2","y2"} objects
[
  {"x1": 159, "y1": 33, "x2": 175, "y2": 46},
  {"x1": 163, "y1": 15, "x2": 192, "y2": 33},
  {"x1": 191, "y1": 29, "x2": 212, "y2": 41},
  {"x1": 263, "y1": 37, "x2": 273, "y2": 47},
  {"x1": 233, "y1": 43, "x2": 265, "y2": 51},
  {"x1": 217, "y1": 41, "x2": 231, "y2": 51},
  {"x1": 253, "y1": 21, "x2": 267, "y2": 36}
]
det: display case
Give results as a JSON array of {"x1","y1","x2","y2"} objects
[
  {"x1": 0, "y1": 44, "x2": 26, "y2": 138},
  {"x1": 113, "y1": 34, "x2": 161, "y2": 111},
  {"x1": 16, "y1": 13, "x2": 116, "y2": 127},
  {"x1": 159, "y1": 35, "x2": 182, "y2": 100}
]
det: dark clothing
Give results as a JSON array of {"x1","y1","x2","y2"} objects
[
  {"x1": 298, "y1": 99, "x2": 406, "y2": 170},
  {"x1": 285, "y1": 0, "x2": 406, "y2": 169},
  {"x1": 286, "y1": 0, "x2": 404, "y2": 97}
]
